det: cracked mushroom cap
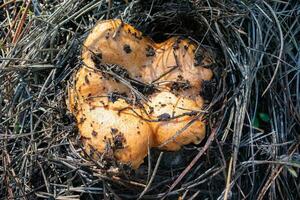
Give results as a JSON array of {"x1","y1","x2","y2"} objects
[{"x1": 68, "y1": 19, "x2": 213, "y2": 169}]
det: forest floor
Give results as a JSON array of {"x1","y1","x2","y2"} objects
[{"x1": 1, "y1": 0, "x2": 299, "y2": 199}]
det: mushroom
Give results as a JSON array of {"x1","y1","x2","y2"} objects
[
  {"x1": 68, "y1": 19, "x2": 213, "y2": 169},
  {"x1": 77, "y1": 99, "x2": 153, "y2": 169},
  {"x1": 148, "y1": 91, "x2": 206, "y2": 151}
]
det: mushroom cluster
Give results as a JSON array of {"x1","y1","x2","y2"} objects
[{"x1": 68, "y1": 19, "x2": 213, "y2": 169}]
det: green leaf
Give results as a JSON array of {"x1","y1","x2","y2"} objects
[
  {"x1": 286, "y1": 166, "x2": 298, "y2": 178},
  {"x1": 259, "y1": 113, "x2": 270, "y2": 122},
  {"x1": 14, "y1": 123, "x2": 22, "y2": 133},
  {"x1": 253, "y1": 117, "x2": 260, "y2": 128}
]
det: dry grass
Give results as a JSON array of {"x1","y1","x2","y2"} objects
[{"x1": 1, "y1": 0, "x2": 299, "y2": 199}]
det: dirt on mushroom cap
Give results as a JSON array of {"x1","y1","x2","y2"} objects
[{"x1": 67, "y1": 19, "x2": 213, "y2": 169}]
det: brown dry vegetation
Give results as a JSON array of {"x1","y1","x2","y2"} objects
[{"x1": 0, "y1": 0, "x2": 299, "y2": 199}]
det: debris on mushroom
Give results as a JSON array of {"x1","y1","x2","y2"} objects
[
  {"x1": 77, "y1": 98, "x2": 153, "y2": 169},
  {"x1": 67, "y1": 19, "x2": 214, "y2": 169},
  {"x1": 148, "y1": 91, "x2": 206, "y2": 151}
]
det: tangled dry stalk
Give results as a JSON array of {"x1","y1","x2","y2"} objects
[{"x1": 1, "y1": 0, "x2": 299, "y2": 199}]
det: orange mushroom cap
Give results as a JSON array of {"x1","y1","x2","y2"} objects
[
  {"x1": 148, "y1": 91, "x2": 206, "y2": 151},
  {"x1": 67, "y1": 19, "x2": 213, "y2": 169}
]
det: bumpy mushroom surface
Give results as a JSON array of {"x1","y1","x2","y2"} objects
[
  {"x1": 68, "y1": 19, "x2": 213, "y2": 169},
  {"x1": 148, "y1": 91, "x2": 206, "y2": 151},
  {"x1": 77, "y1": 99, "x2": 152, "y2": 169}
]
